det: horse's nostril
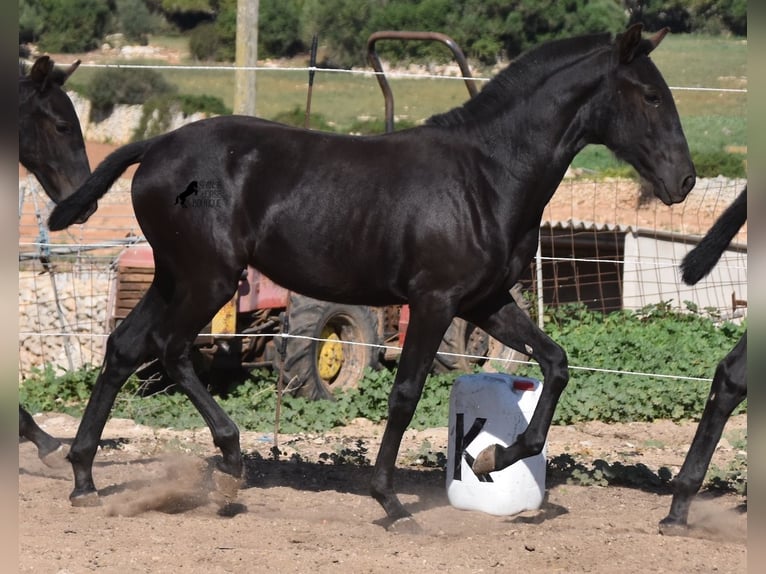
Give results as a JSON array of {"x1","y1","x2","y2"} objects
[{"x1": 682, "y1": 174, "x2": 696, "y2": 194}]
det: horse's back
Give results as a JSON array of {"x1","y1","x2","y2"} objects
[{"x1": 130, "y1": 115, "x2": 507, "y2": 304}]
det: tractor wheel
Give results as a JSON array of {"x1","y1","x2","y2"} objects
[
  {"x1": 434, "y1": 318, "x2": 527, "y2": 374},
  {"x1": 282, "y1": 294, "x2": 381, "y2": 400}
]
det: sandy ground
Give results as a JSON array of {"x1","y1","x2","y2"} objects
[{"x1": 19, "y1": 412, "x2": 746, "y2": 573}]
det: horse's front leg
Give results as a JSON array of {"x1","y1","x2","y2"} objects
[
  {"x1": 659, "y1": 333, "x2": 747, "y2": 535},
  {"x1": 464, "y1": 295, "x2": 569, "y2": 474},
  {"x1": 369, "y1": 298, "x2": 454, "y2": 530}
]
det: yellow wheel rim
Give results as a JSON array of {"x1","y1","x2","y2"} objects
[{"x1": 317, "y1": 327, "x2": 343, "y2": 381}]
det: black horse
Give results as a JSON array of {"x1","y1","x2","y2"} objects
[
  {"x1": 49, "y1": 25, "x2": 695, "y2": 528},
  {"x1": 19, "y1": 55, "x2": 91, "y2": 466},
  {"x1": 660, "y1": 188, "x2": 747, "y2": 534}
]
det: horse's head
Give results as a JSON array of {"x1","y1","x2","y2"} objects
[
  {"x1": 19, "y1": 55, "x2": 94, "y2": 220},
  {"x1": 598, "y1": 24, "x2": 695, "y2": 205}
]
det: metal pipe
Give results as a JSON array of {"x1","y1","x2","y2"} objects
[{"x1": 366, "y1": 31, "x2": 478, "y2": 133}]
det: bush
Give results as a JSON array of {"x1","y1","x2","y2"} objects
[
  {"x1": 187, "y1": 1, "x2": 235, "y2": 61},
  {"x1": 87, "y1": 67, "x2": 177, "y2": 119},
  {"x1": 259, "y1": 0, "x2": 306, "y2": 58},
  {"x1": 33, "y1": 0, "x2": 111, "y2": 53},
  {"x1": 188, "y1": 21, "x2": 219, "y2": 60},
  {"x1": 133, "y1": 93, "x2": 231, "y2": 140},
  {"x1": 115, "y1": 0, "x2": 162, "y2": 45},
  {"x1": 19, "y1": 0, "x2": 45, "y2": 44},
  {"x1": 271, "y1": 106, "x2": 336, "y2": 132},
  {"x1": 692, "y1": 150, "x2": 747, "y2": 178}
]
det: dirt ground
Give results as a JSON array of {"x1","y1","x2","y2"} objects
[{"x1": 19, "y1": 412, "x2": 746, "y2": 573}]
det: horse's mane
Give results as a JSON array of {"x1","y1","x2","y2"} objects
[{"x1": 427, "y1": 32, "x2": 613, "y2": 128}]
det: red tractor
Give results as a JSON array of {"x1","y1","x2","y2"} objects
[
  {"x1": 107, "y1": 244, "x2": 526, "y2": 399},
  {"x1": 105, "y1": 32, "x2": 527, "y2": 400}
]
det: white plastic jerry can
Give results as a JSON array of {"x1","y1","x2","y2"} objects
[{"x1": 446, "y1": 373, "x2": 546, "y2": 516}]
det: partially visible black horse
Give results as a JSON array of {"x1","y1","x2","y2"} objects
[
  {"x1": 660, "y1": 187, "x2": 747, "y2": 534},
  {"x1": 49, "y1": 25, "x2": 695, "y2": 528},
  {"x1": 19, "y1": 55, "x2": 91, "y2": 466}
]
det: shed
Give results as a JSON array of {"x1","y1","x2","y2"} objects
[{"x1": 518, "y1": 219, "x2": 747, "y2": 319}]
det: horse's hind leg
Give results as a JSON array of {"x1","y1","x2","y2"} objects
[
  {"x1": 152, "y1": 268, "x2": 243, "y2": 497},
  {"x1": 463, "y1": 294, "x2": 569, "y2": 474},
  {"x1": 68, "y1": 283, "x2": 166, "y2": 505},
  {"x1": 19, "y1": 405, "x2": 67, "y2": 467},
  {"x1": 659, "y1": 333, "x2": 747, "y2": 535},
  {"x1": 369, "y1": 297, "x2": 454, "y2": 529}
]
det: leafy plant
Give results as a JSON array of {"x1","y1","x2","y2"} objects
[
  {"x1": 86, "y1": 67, "x2": 177, "y2": 120},
  {"x1": 20, "y1": 304, "x2": 744, "y2": 433},
  {"x1": 707, "y1": 453, "x2": 747, "y2": 495}
]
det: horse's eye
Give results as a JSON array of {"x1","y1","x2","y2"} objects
[
  {"x1": 644, "y1": 92, "x2": 661, "y2": 107},
  {"x1": 55, "y1": 122, "x2": 71, "y2": 134}
]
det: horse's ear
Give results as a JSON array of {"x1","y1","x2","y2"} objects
[
  {"x1": 29, "y1": 55, "x2": 54, "y2": 91},
  {"x1": 616, "y1": 23, "x2": 644, "y2": 64},
  {"x1": 47, "y1": 60, "x2": 80, "y2": 86},
  {"x1": 646, "y1": 27, "x2": 670, "y2": 52},
  {"x1": 62, "y1": 60, "x2": 82, "y2": 84}
]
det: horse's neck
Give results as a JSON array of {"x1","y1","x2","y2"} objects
[{"x1": 484, "y1": 58, "x2": 609, "y2": 203}]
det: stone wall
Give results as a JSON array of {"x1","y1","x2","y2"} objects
[
  {"x1": 19, "y1": 269, "x2": 111, "y2": 379},
  {"x1": 68, "y1": 92, "x2": 210, "y2": 145}
]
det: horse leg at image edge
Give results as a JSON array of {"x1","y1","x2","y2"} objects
[{"x1": 659, "y1": 333, "x2": 747, "y2": 533}]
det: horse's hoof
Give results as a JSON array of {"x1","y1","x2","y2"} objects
[
  {"x1": 386, "y1": 515, "x2": 422, "y2": 534},
  {"x1": 209, "y1": 468, "x2": 243, "y2": 508},
  {"x1": 40, "y1": 444, "x2": 69, "y2": 468},
  {"x1": 70, "y1": 490, "x2": 100, "y2": 508},
  {"x1": 472, "y1": 445, "x2": 497, "y2": 475},
  {"x1": 658, "y1": 517, "x2": 689, "y2": 537}
]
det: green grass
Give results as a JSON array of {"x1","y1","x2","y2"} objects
[{"x1": 66, "y1": 34, "x2": 746, "y2": 176}]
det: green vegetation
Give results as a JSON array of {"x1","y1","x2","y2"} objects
[
  {"x1": 133, "y1": 93, "x2": 232, "y2": 140},
  {"x1": 20, "y1": 303, "x2": 745, "y2": 435},
  {"x1": 23, "y1": 2, "x2": 746, "y2": 177},
  {"x1": 20, "y1": 0, "x2": 111, "y2": 52},
  {"x1": 85, "y1": 67, "x2": 177, "y2": 119}
]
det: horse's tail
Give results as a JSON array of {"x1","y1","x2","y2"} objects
[
  {"x1": 681, "y1": 186, "x2": 747, "y2": 285},
  {"x1": 48, "y1": 137, "x2": 158, "y2": 231}
]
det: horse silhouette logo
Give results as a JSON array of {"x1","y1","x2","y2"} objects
[{"x1": 175, "y1": 181, "x2": 199, "y2": 207}]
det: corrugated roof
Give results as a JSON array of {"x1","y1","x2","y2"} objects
[
  {"x1": 542, "y1": 218, "x2": 636, "y2": 233},
  {"x1": 540, "y1": 218, "x2": 747, "y2": 250}
]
